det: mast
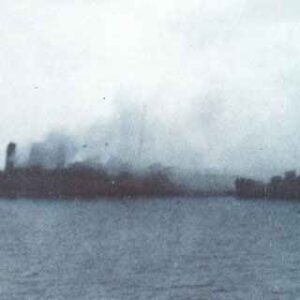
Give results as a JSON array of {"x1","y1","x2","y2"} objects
[{"x1": 137, "y1": 103, "x2": 147, "y2": 166}]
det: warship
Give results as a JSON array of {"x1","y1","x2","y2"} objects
[
  {"x1": 0, "y1": 142, "x2": 232, "y2": 199},
  {"x1": 235, "y1": 170, "x2": 300, "y2": 199}
]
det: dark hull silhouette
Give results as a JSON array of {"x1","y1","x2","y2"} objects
[
  {"x1": 235, "y1": 178, "x2": 266, "y2": 199},
  {"x1": 0, "y1": 142, "x2": 233, "y2": 200},
  {"x1": 0, "y1": 167, "x2": 230, "y2": 199},
  {"x1": 235, "y1": 170, "x2": 300, "y2": 200}
]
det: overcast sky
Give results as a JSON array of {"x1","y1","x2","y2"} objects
[{"x1": 1, "y1": 0, "x2": 300, "y2": 176}]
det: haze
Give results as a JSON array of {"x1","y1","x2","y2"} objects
[{"x1": 1, "y1": 0, "x2": 299, "y2": 178}]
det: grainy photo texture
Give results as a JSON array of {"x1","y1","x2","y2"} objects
[{"x1": 0, "y1": 1, "x2": 299, "y2": 299}]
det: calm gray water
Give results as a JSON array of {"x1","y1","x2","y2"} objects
[{"x1": 0, "y1": 197, "x2": 300, "y2": 300}]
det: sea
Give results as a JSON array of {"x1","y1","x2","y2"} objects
[{"x1": 0, "y1": 196, "x2": 299, "y2": 300}]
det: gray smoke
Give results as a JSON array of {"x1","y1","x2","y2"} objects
[
  {"x1": 1, "y1": 0, "x2": 300, "y2": 180},
  {"x1": 19, "y1": 132, "x2": 76, "y2": 170}
]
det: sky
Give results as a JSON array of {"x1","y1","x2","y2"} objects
[{"x1": 0, "y1": 0, "x2": 300, "y2": 177}]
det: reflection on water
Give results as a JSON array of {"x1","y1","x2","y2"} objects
[{"x1": 0, "y1": 197, "x2": 299, "y2": 299}]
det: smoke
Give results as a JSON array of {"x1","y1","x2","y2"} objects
[
  {"x1": 1, "y1": 0, "x2": 300, "y2": 178},
  {"x1": 17, "y1": 132, "x2": 76, "y2": 169}
]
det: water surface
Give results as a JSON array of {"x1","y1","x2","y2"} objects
[{"x1": 0, "y1": 197, "x2": 299, "y2": 299}]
